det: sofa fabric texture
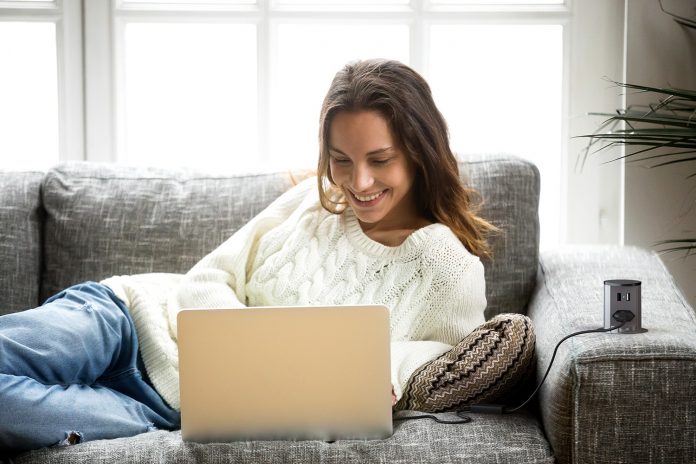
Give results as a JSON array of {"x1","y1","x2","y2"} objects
[
  {"x1": 463, "y1": 156, "x2": 540, "y2": 319},
  {"x1": 39, "y1": 164, "x2": 295, "y2": 304},
  {"x1": 12, "y1": 411, "x2": 553, "y2": 464},
  {"x1": 0, "y1": 172, "x2": 43, "y2": 316},
  {"x1": 528, "y1": 245, "x2": 696, "y2": 464}
]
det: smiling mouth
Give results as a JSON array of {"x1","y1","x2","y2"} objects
[
  {"x1": 354, "y1": 190, "x2": 384, "y2": 201},
  {"x1": 349, "y1": 189, "x2": 387, "y2": 206}
]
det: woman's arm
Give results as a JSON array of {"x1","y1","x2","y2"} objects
[
  {"x1": 173, "y1": 177, "x2": 317, "y2": 312},
  {"x1": 390, "y1": 255, "x2": 487, "y2": 401}
]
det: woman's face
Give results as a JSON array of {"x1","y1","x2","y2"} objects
[{"x1": 328, "y1": 110, "x2": 420, "y2": 230}]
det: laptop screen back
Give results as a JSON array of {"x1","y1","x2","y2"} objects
[{"x1": 178, "y1": 305, "x2": 393, "y2": 442}]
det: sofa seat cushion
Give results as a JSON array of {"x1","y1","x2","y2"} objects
[{"x1": 12, "y1": 411, "x2": 553, "y2": 464}]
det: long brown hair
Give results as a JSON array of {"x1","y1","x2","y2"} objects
[{"x1": 317, "y1": 59, "x2": 498, "y2": 260}]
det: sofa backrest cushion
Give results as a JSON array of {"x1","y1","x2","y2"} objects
[
  {"x1": 0, "y1": 172, "x2": 44, "y2": 314},
  {"x1": 40, "y1": 164, "x2": 293, "y2": 303},
  {"x1": 460, "y1": 155, "x2": 540, "y2": 319},
  {"x1": 40, "y1": 155, "x2": 539, "y2": 318}
]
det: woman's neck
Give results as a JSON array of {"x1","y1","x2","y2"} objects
[{"x1": 358, "y1": 217, "x2": 432, "y2": 247}]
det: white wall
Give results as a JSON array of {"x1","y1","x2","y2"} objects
[
  {"x1": 624, "y1": 0, "x2": 696, "y2": 308},
  {"x1": 566, "y1": 0, "x2": 625, "y2": 246}
]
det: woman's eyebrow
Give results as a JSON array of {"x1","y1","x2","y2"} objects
[
  {"x1": 367, "y1": 147, "x2": 395, "y2": 156},
  {"x1": 328, "y1": 147, "x2": 347, "y2": 156},
  {"x1": 328, "y1": 146, "x2": 395, "y2": 156}
]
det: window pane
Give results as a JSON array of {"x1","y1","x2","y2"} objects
[
  {"x1": 275, "y1": 0, "x2": 408, "y2": 4},
  {"x1": 428, "y1": 25, "x2": 563, "y2": 248},
  {"x1": 0, "y1": 22, "x2": 59, "y2": 171},
  {"x1": 120, "y1": 0, "x2": 254, "y2": 4},
  {"x1": 121, "y1": 23, "x2": 257, "y2": 172},
  {"x1": 430, "y1": 0, "x2": 563, "y2": 4},
  {"x1": 271, "y1": 23, "x2": 409, "y2": 170}
]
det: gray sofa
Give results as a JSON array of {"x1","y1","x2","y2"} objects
[{"x1": 1, "y1": 155, "x2": 695, "y2": 463}]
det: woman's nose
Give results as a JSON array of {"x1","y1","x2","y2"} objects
[{"x1": 351, "y1": 164, "x2": 374, "y2": 191}]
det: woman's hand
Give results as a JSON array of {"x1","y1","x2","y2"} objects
[{"x1": 391, "y1": 384, "x2": 397, "y2": 407}]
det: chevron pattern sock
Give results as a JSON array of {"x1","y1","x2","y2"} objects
[{"x1": 395, "y1": 313, "x2": 536, "y2": 412}]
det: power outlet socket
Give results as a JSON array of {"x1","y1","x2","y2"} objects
[{"x1": 604, "y1": 279, "x2": 647, "y2": 334}]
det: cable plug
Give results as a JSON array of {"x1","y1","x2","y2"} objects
[
  {"x1": 612, "y1": 310, "x2": 635, "y2": 323},
  {"x1": 468, "y1": 403, "x2": 506, "y2": 415}
]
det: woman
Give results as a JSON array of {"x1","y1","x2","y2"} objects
[{"x1": 0, "y1": 59, "x2": 534, "y2": 451}]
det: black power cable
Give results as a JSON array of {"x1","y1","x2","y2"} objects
[
  {"x1": 393, "y1": 310, "x2": 635, "y2": 424},
  {"x1": 392, "y1": 410, "x2": 472, "y2": 425}
]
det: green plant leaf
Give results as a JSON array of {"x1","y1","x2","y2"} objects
[{"x1": 582, "y1": 82, "x2": 696, "y2": 261}]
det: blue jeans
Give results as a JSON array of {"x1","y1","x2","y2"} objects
[{"x1": 0, "y1": 282, "x2": 180, "y2": 451}]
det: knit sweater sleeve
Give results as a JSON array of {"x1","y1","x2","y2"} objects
[
  {"x1": 171, "y1": 177, "x2": 316, "y2": 321},
  {"x1": 390, "y1": 252, "x2": 487, "y2": 401}
]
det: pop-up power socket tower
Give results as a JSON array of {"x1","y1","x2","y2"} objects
[{"x1": 604, "y1": 279, "x2": 647, "y2": 334}]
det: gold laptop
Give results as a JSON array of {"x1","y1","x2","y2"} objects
[{"x1": 177, "y1": 305, "x2": 393, "y2": 442}]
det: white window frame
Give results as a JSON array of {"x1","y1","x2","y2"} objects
[
  {"x1": 85, "y1": 0, "x2": 576, "y2": 166},
  {"x1": 3, "y1": 0, "x2": 625, "y2": 247},
  {"x1": 0, "y1": 0, "x2": 84, "y2": 162}
]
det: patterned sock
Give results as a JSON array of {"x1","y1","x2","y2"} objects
[{"x1": 396, "y1": 313, "x2": 536, "y2": 412}]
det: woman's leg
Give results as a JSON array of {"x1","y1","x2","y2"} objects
[
  {"x1": 396, "y1": 313, "x2": 536, "y2": 412},
  {"x1": 0, "y1": 282, "x2": 179, "y2": 450},
  {"x1": 0, "y1": 374, "x2": 172, "y2": 450}
]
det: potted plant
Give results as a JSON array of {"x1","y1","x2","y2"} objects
[{"x1": 580, "y1": 81, "x2": 696, "y2": 257}]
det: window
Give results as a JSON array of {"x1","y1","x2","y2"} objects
[
  {"x1": 270, "y1": 22, "x2": 410, "y2": 170},
  {"x1": 1, "y1": 0, "x2": 625, "y2": 249},
  {"x1": 428, "y1": 24, "x2": 563, "y2": 249},
  {"x1": 120, "y1": 22, "x2": 259, "y2": 171},
  {"x1": 0, "y1": 0, "x2": 83, "y2": 170},
  {"x1": 0, "y1": 20, "x2": 59, "y2": 170}
]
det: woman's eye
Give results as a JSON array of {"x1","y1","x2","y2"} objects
[
  {"x1": 372, "y1": 158, "x2": 391, "y2": 165},
  {"x1": 331, "y1": 157, "x2": 350, "y2": 165}
]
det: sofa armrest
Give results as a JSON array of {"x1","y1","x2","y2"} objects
[{"x1": 527, "y1": 245, "x2": 696, "y2": 464}]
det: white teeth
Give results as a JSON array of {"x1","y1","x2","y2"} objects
[{"x1": 354, "y1": 190, "x2": 384, "y2": 202}]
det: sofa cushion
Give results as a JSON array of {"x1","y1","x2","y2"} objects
[
  {"x1": 0, "y1": 171, "x2": 43, "y2": 314},
  {"x1": 40, "y1": 163, "x2": 294, "y2": 303},
  {"x1": 460, "y1": 154, "x2": 540, "y2": 319},
  {"x1": 12, "y1": 411, "x2": 554, "y2": 464}
]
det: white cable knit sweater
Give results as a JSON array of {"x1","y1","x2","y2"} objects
[{"x1": 102, "y1": 177, "x2": 486, "y2": 411}]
